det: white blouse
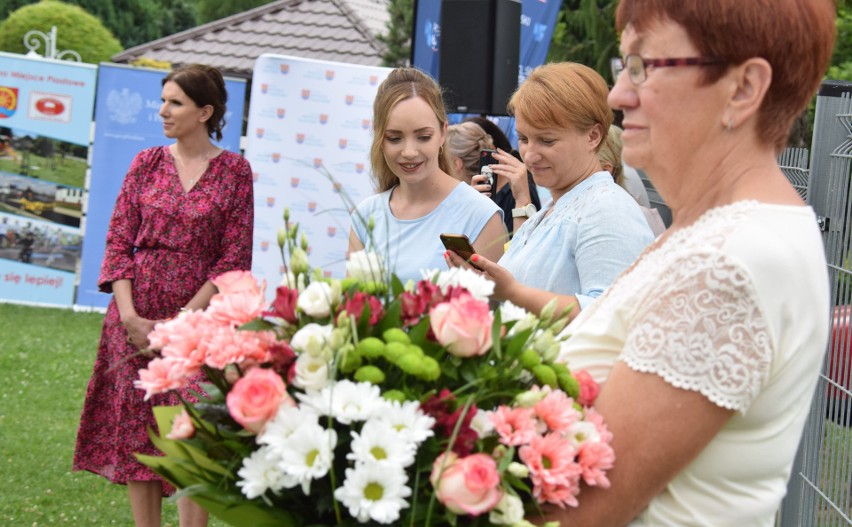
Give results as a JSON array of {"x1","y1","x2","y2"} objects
[{"x1": 558, "y1": 201, "x2": 830, "y2": 526}]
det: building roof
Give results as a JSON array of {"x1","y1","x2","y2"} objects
[{"x1": 111, "y1": 0, "x2": 390, "y2": 78}]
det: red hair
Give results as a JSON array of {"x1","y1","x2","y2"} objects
[{"x1": 616, "y1": 0, "x2": 836, "y2": 151}]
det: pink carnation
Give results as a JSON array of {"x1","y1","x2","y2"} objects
[
  {"x1": 158, "y1": 311, "x2": 217, "y2": 374},
  {"x1": 202, "y1": 326, "x2": 273, "y2": 369},
  {"x1": 207, "y1": 290, "x2": 267, "y2": 326},
  {"x1": 578, "y1": 441, "x2": 615, "y2": 488},
  {"x1": 490, "y1": 406, "x2": 537, "y2": 446},
  {"x1": 135, "y1": 357, "x2": 192, "y2": 400},
  {"x1": 212, "y1": 270, "x2": 261, "y2": 296},
  {"x1": 534, "y1": 390, "x2": 581, "y2": 433},
  {"x1": 519, "y1": 433, "x2": 582, "y2": 508}
]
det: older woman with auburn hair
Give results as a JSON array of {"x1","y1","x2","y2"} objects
[{"x1": 530, "y1": 0, "x2": 837, "y2": 526}]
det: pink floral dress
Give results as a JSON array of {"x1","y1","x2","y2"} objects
[{"x1": 73, "y1": 146, "x2": 253, "y2": 494}]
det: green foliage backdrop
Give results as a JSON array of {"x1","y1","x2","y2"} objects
[{"x1": 0, "y1": 0, "x2": 122, "y2": 63}]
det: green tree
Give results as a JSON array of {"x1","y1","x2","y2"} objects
[
  {"x1": 0, "y1": 0, "x2": 122, "y2": 63},
  {"x1": 548, "y1": 0, "x2": 617, "y2": 83},
  {"x1": 378, "y1": 0, "x2": 412, "y2": 67},
  {"x1": 0, "y1": 0, "x2": 198, "y2": 49},
  {"x1": 195, "y1": 0, "x2": 270, "y2": 23}
]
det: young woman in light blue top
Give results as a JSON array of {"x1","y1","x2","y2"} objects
[
  {"x1": 447, "y1": 62, "x2": 654, "y2": 319},
  {"x1": 349, "y1": 68, "x2": 506, "y2": 283}
]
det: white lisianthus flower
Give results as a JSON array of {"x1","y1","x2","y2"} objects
[
  {"x1": 566, "y1": 420, "x2": 601, "y2": 448},
  {"x1": 297, "y1": 280, "x2": 337, "y2": 318},
  {"x1": 506, "y1": 461, "x2": 530, "y2": 478},
  {"x1": 297, "y1": 380, "x2": 383, "y2": 424},
  {"x1": 346, "y1": 250, "x2": 385, "y2": 282},
  {"x1": 348, "y1": 419, "x2": 417, "y2": 468},
  {"x1": 292, "y1": 353, "x2": 332, "y2": 391},
  {"x1": 470, "y1": 409, "x2": 495, "y2": 438},
  {"x1": 334, "y1": 462, "x2": 411, "y2": 524},
  {"x1": 375, "y1": 400, "x2": 436, "y2": 445},
  {"x1": 422, "y1": 267, "x2": 495, "y2": 302},
  {"x1": 290, "y1": 323, "x2": 333, "y2": 358},
  {"x1": 488, "y1": 493, "x2": 525, "y2": 525},
  {"x1": 236, "y1": 446, "x2": 298, "y2": 499},
  {"x1": 277, "y1": 423, "x2": 337, "y2": 494}
]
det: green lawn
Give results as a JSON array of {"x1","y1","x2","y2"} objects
[
  {"x1": 0, "y1": 303, "x2": 195, "y2": 526},
  {"x1": 0, "y1": 155, "x2": 87, "y2": 189}
]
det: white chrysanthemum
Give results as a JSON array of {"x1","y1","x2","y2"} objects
[
  {"x1": 297, "y1": 380, "x2": 384, "y2": 424},
  {"x1": 290, "y1": 323, "x2": 333, "y2": 358},
  {"x1": 277, "y1": 423, "x2": 337, "y2": 494},
  {"x1": 347, "y1": 420, "x2": 417, "y2": 468},
  {"x1": 297, "y1": 281, "x2": 337, "y2": 317},
  {"x1": 375, "y1": 400, "x2": 435, "y2": 445},
  {"x1": 489, "y1": 492, "x2": 525, "y2": 525},
  {"x1": 259, "y1": 405, "x2": 319, "y2": 450},
  {"x1": 421, "y1": 267, "x2": 495, "y2": 301},
  {"x1": 334, "y1": 462, "x2": 411, "y2": 524},
  {"x1": 346, "y1": 250, "x2": 385, "y2": 283},
  {"x1": 470, "y1": 408, "x2": 495, "y2": 438},
  {"x1": 565, "y1": 420, "x2": 601, "y2": 448},
  {"x1": 236, "y1": 446, "x2": 298, "y2": 499},
  {"x1": 292, "y1": 352, "x2": 332, "y2": 391}
]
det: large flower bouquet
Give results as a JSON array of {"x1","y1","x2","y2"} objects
[{"x1": 135, "y1": 216, "x2": 614, "y2": 526}]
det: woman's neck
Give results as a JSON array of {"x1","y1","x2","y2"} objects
[
  {"x1": 390, "y1": 171, "x2": 459, "y2": 220},
  {"x1": 174, "y1": 133, "x2": 215, "y2": 158}
]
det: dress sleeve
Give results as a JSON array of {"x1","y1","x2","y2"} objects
[
  {"x1": 208, "y1": 156, "x2": 254, "y2": 280},
  {"x1": 620, "y1": 251, "x2": 773, "y2": 413},
  {"x1": 98, "y1": 151, "x2": 146, "y2": 293}
]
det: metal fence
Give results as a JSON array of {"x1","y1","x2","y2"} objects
[{"x1": 778, "y1": 80, "x2": 852, "y2": 527}]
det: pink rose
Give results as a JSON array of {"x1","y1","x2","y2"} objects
[
  {"x1": 429, "y1": 292, "x2": 493, "y2": 357},
  {"x1": 212, "y1": 270, "x2": 261, "y2": 295},
  {"x1": 575, "y1": 370, "x2": 600, "y2": 407},
  {"x1": 226, "y1": 367, "x2": 294, "y2": 433},
  {"x1": 167, "y1": 409, "x2": 196, "y2": 440},
  {"x1": 430, "y1": 452, "x2": 503, "y2": 516}
]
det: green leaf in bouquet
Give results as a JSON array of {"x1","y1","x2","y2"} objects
[
  {"x1": 238, "y1": 318, "x2": 278, "y2": 332},
  {"x1": 490, "y1": 309, "x2": 503, "y2": 360},
  {"x1": 175, "y1": 483, "x2": 298, "y2": 527},
  {"x1": 376, "y1": 300, "x2": 403, "y2": 334},
  {"x1": 505, "y1": 327, "x2": 534, "y2": 360},
  {"x1": 390, "y1": 274, "x2": 406, "y2": 296}
]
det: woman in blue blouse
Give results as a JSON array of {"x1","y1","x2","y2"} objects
[
  {"x1": 448, "y1": 62, "x2": 653, "y2": 319},
  {"x1": 349, "y1": 68, "x2": 506, "y2": 284}
]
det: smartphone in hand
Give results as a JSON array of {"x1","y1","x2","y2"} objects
[
  {"x1": 479, "y1": 149, "x2": 498, "y2": 173},
  {"x1": 440, "y1": 233, "x2": 483, "y2": 270}
]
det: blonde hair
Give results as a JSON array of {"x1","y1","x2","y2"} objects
[
  {"x1": 446, "y1": 122, "x2": 495, "y2": 181},
  {"x1": 508, "y1": 62, "x2": 612, "y2": 151},
  {"x1": 370, "y1": 68, "x2": 453, "y2": 192},
  {"x1": 598, "y1": 125, "x2": 624, "y2": 186}
]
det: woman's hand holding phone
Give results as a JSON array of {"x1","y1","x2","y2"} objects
[{"x1": 443, "y1": 250, "x2": 519, "y2": 302}]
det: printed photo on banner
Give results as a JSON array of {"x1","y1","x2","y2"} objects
[{"x1": 0, "y1": 210, "x2": 80, "y2": 273}]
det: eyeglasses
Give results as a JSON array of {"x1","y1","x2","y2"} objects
[{"x1": 611, "y1": 54, "x2": 725, "y2": 85}]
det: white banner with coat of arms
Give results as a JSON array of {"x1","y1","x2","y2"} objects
[{"x1": 245, "y1": 54, "x2": 391, "y2": 295}]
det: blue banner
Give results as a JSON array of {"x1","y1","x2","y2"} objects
[
  {"x1": 0, "y1": 52, "x2": 96, "y2": 146},
  {"x1": 75, "y1": 64, "x2": 246, "y2": 309}
]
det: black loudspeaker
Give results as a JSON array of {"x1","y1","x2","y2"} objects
[{"x1": 439, "y1": 0, "x2": 521, "y2": 115}]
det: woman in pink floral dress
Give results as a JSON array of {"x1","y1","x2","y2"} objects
[{"x1": 74, "y1": 64, "x2": 253, "y2": 527}]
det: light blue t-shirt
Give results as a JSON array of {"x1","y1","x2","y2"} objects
[
  {"x1": 500, "y1": 171, "x2": 654, "y2": 309},
  {"x1": 352, "y1": 183, "x2": 502, "y2": 283}
]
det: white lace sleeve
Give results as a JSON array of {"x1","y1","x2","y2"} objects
[{"x1": 621, "y1": 251, "x2": 772, "y2": 412}]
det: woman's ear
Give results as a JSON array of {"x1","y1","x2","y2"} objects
[
  {"x1": 588, "y1": 123, "x2": 604, "y2": 151},
  {"x1": 724, "y1": 57, "x2": 771, "y2": 129},
  {"x1": 199, "y1": 104, "x2": 214, "y2": 123}
]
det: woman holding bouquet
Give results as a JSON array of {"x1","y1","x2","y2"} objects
[
  {"x1": 73, "y1": 64, "x2": 253, "y2": 527},
  {"x1": 447, "y1": 62, "x2": 654, "y2": 319},
  {"x1": 528, "y1": 0, "x2": 835, "y2": 525},
  {"x1": 348, "y1": 67, "x2": 507, "y2": 283}
]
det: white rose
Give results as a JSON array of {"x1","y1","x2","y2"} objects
[
  {"x1": 291, "y1": 323, "x2": 333, "y2": 359},
  {"x1": 292, "y1": 353, "x2": 331, "y2": 391},
  {"x1": 297, "y1": 281, "x2": 336, "y2": 318},
  {"x1": 488, "y1": 493, "x2": 525, "y2": 525},
  {"x1": 346, "y1": 250, "x2": 385, "y2": 282}
]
